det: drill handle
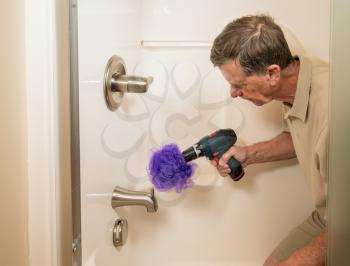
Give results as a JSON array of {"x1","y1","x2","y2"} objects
[{"x1": 227, "y1": 157, "x2": 244, "y2": 181}]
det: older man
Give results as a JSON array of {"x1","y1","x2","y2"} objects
[{"x1": 210, "y1": 15, "x2": 328, "y2": 265}]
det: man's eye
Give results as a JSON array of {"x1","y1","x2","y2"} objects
[{"x1": 232, "y1": 84, "x2": 243, "y2": 89}]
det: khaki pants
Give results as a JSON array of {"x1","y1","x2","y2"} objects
[{"x1": 272, "y1": 210, "x2": 327, "y2": 261}]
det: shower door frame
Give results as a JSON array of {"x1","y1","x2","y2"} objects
[{"x1": 69, "y1": 0, "x2": 82, "y2": 265}]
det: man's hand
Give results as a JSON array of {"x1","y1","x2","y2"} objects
[{"x1": 210, "y1": 145, "x2": 248, "y2": 177}]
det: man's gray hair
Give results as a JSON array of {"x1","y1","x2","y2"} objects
[{"x1": 210, "y1": 15, "x2": 294, "y2": 75}]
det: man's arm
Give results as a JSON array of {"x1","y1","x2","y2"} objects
[
  {"x1": 242, "y1": 131, "x2": 296, "y2": 166},
  {"x1": 213, "y1": 131, "x2": 296, "y2": 176}
]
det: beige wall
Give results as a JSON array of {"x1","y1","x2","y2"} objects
[
  {"x1": 0, "y1": 1, "x2": 29, "y2": 266},
  {"x1": 0, "y1": 1, "x2": 72, "y2": 265}
]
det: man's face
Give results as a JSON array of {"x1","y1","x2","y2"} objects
[{"x1": 219, "y1": 60, "x2": 273, "y2": 106}]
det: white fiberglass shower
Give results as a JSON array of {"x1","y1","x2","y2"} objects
[{"x1": 71, "y1": 0, "x2": 330, "y2": 265}]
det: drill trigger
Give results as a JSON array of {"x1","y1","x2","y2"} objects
[{"x1": 209, "y1": 131, "x2": 217, "y2": 137}]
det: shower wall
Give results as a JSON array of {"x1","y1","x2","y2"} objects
[{"x1": 77, "y1": 0, "x2": 330, "y2": 265}]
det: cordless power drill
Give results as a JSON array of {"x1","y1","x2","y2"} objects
[{"x1": 182, "y1": 129, "x2": 244, "y2": 181}]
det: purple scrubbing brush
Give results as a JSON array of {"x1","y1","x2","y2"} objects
[{"x1": 148, "y1": 143, "x2": 196, "y2": 193}]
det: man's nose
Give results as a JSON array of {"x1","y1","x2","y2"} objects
[{"x1": 230, "y1": 86, "x2": 241, "y2": 98}]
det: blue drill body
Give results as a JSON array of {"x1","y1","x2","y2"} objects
[{"x1": 182, "y1": 129, "x2": 244, "y2": 181}]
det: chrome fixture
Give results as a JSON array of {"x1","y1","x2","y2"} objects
[
  {"x1": 103, "y1": 55, "x2": 153, "y2": 111},
  {"x1": 113, "y1": 218, "x2": 128, "y2": 247},
  {"x1": 111, "y1": 186, "x2": 158, "y2": 247},
  {"x1": 111, "y1": 186, "x2": 158, "y2": 212}
]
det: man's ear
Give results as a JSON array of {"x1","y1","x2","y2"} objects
[{"x1": 266, "y1": 64, "x2": 281, "y2": 86}]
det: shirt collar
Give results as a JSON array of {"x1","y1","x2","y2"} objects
[{"x1": 284, "y1": 55, "x2": 312, "y2": 122}]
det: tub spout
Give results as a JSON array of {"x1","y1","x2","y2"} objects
[{"x1": 111, "y1": 186, "x2": 158, "y2": 212}]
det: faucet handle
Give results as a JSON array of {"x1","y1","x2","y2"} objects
[
  {"x1": 104, "y1": 55, "x2": 154, "y2": 111},
  {"x1": 112, "y1": 75, "x2": 153, "y2": 93},
  {"x1": 111, "y1": 186, "x2": 158, "y2": 212}
]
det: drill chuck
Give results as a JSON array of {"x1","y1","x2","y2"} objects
[{"x1": 182, "y1": 144, "x2": 202, "y2": 162}]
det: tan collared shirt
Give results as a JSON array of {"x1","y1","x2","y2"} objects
[{"x1": 282, "y1": 55, "x2": 329, "y2": 217}]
